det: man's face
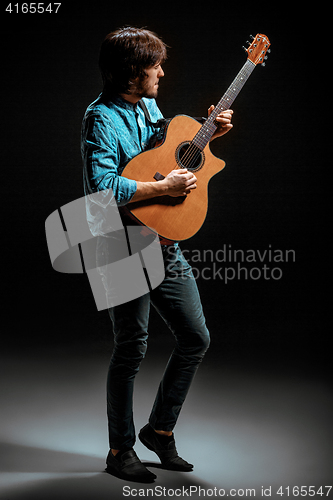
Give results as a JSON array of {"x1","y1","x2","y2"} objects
[{"x1": 135, "y1": 63, "x2": 164, "y2": 99}]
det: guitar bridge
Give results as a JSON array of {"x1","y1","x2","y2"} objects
[{"x1": 153, "y1": 172, "x2": 165, "y2": 181}]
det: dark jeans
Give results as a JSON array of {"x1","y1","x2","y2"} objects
[{"x1": 105, "y1": 244, "x2": 210, "y2": 451}]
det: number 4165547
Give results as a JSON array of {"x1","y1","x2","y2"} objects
[
  {"x1": 276, "y1": 486, "x2": 332, "y2": 496},
  {"x1": 5, "y1": 3, "x2": 61, "y2": 13}
]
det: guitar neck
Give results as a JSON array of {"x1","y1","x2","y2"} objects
[{"x1": 192, "y1": 59, "x2": 256, "y2": 150}]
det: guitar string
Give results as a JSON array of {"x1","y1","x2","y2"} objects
[
  {"x1": 178, "y1": 91, "x2": 233, "y2": 168},
  {"x1": 177, "y1": 60, "x2": 256, "y2": 170},
  {"x1": 177, "y1": 116, "x2": 216, "y2": 169},
  {"x1": 179, "y1": 96, "x2": 232, "y2": 169},
  {"x1": 178, "y1": 71, "x2": 244, "y2": 169},
  {"x1": 180, "y1": 143, "x2": 201, "y2": 170},
  {"x1": 183, "y1": 147, "x2": 201, "y2": 170},
  {"x1": 177, "y1": 112, "x2": 220, "y2": 170}
]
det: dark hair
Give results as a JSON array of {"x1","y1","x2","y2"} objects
[{"x1": 99, "y1": 27, "x2": 168, "y2": 95}]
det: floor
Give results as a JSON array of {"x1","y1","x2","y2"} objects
[{"x1": 0, "y1": 340, "x2": 332, "y2": 500}]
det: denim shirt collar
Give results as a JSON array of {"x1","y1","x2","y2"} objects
[{"x1": 102, "y1": 92, "x2": 138, "y2": 112}]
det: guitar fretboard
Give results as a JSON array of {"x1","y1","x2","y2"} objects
[{"x1": 192, "y1": 59, "x2": 256, "y2": 151}]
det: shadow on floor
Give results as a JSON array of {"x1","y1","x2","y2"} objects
[
  {"x1": 0, "y1": 442, "x2": 218, "y2": 500},
  {"x1": 0, "y1": 442, "x2": 104, "y2": 473}
]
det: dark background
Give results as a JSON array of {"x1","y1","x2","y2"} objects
[
  {"x1": 1, "y1": 3, "x2": 331, "y2": 498},
  {"x1": 2, "y1": 1, "x2": 328, "y2": 372}
]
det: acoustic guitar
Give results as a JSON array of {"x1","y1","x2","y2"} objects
[{"x1": 121, "y1": 34, "x2": 271, "y2": 242}]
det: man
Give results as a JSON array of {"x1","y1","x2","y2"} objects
[{"x1": 81, "y1": 27, "x2": 233, "y2": 483}]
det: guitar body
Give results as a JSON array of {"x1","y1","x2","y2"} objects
[{"x1": 122, "y1": 115, "x2": 226, "y2": 241}]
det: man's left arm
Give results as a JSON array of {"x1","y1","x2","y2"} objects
[{"x1": 208, "y1": 106, "x2": 234, "y2": 141}]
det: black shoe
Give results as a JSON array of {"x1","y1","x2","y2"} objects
[
  {"x1": 139, "y1": 423, "x2": 193, "y2": 472},
  {"x1": 106, "y1": 448, "x2": 156, "y2": 483}
]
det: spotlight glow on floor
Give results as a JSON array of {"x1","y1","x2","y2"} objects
[{"x1": 0, "y1": 348, "x2": 332, "y2": 499}]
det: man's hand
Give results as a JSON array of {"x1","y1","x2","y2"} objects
[
  {"x1": 208, "y1": 105, "x2": 233, "y2": 141},
  {"x1": 131, "y1": 169, "x2": 197, "y2": 203},
  {"x1": 163, "y1": 169, "x2": 197, "y2": 197}
]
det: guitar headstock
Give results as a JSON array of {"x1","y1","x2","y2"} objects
[{"x1": 243, "y1": 33, "x2": 271, "y2": 66}]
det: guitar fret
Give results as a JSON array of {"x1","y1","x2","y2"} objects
[{"x1": 192, "y1": 60, "x2": 255, "y2": 151}]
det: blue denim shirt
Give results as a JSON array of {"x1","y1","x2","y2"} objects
[{"x1": 81, "y1": 93, "x2": 164, "y2": 206}]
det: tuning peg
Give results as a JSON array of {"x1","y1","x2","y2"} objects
[
  {"x1": 242, "y1": 46, "x2": 248, "y2": 52},
  {"x1": 267, "y1": 49, "x2": 271, "y2": 53},
  {"x1": 249, "y1": 34, "x2": 254, "y2": 39},
  {"x1": 261, "y1": 62, "x2": 266, "y2": 67}
]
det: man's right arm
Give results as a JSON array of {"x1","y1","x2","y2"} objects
[
  {"x1": 82, "y1": 112, "x2": 197, "y2": 205},
  {"x1": 131, "y1": 169, "x2": 197, "y2": 202}
]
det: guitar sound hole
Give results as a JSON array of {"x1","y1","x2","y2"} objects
[{"x1": 176, "y1": 142, "x2": 204, "y2": 171}]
